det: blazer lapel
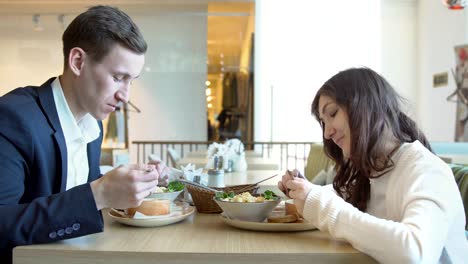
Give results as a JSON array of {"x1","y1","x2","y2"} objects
[
  {"x1": 87, "y1": 121, "x2": 103, "y2": 181},
  {"x1": 37, "y1": 77, "x2": 68, "y2": 192}
]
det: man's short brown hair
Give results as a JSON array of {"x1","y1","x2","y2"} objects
[{"x1": 62, "y1": 5, "x2": 147, "y2": 66}]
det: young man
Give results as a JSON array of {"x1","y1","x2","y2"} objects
[{"x1": 0, "y1": 6, "x2": 166, "y2": 262}]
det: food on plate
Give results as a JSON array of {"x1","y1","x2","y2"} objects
[
  {"x1": 266, "y1": 201, "x2": 303, "y2": 223},
  {"x1": 267, "y1": 214, "x2": 298, "y2": 223},
  {"x1": 152, "y1": 181, "x2": 185, "y2": 193},
  {"x1": 285, "y1": 201, "x2": 302, "y2": 219},
  {"x1": 215, "y1": 190, "x2": 278, "y2": 203},
  {"x1": 126, "y1": 199, "x2": 170, "y2": 217}
]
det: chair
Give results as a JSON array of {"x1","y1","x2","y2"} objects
[
  {"x1": 449, "y1": 164, "x2": 468, "y2": 231},
  {"x1": 304, "y1": 143, "x2": 334, "y2": 183},
  {"x1": 167, "y1": 147, "x2": 181, "y2": 168},
  {"x1": 148, "y1": 154, "x2": 160, "y2": 162}
]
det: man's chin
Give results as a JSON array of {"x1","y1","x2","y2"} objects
[{"x1": 91, "y1": 112, "x2": 109, "y2": 121}]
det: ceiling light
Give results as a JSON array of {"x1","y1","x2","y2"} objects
[
  {"x1": 207, "y1": 103, "x2": 213, "y2": 108},
  {"x1": 58, "y1": 14, "x2": 65, "y2": 29},
  {"x1": 205, "y1": 80, "x2": 211, "y2": 86},
  {"x1": 206, "y1": 88, "x2": 212, "y2": 96},
  {"x1": 206, "y1": 96, "x2": 213, "y2": 102},
  {"x1": 33, "y1": 14, "x2": 44, "y2": 32}
]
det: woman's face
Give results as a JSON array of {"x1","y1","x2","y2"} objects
[{"x1": 318, "y1": 95, "x2": 351, "y2": 158}]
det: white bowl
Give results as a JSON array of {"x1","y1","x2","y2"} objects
[
  {"x1": 147, "y1": 190, "x2": 183, "y2": 202},
  {"x1": 213, "y1": 197, "x2": 280, "y2": 222}
]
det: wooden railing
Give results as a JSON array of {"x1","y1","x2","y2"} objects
[{"x1": 131, "y1": 141, "x2": 318, "y2": 173}]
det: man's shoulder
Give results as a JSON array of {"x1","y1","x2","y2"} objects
[
  {"x1": 0, "y1": 86, "x2": 40, "y2": 114},
  {"x1": 0, "y1": 83, "x2": 53, "y2": 134}
]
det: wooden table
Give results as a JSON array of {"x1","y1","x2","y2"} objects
[
  {"x1": 185, "y1": 150, "x2": 262, "y2": 158},
  {"x1": 13, "y1": 171, "x2": 376, "y2": 264},
  {"x1": 200, "y1": 170, "x2": 282, "y2": 190},
  {"x1": 14, "y1": 209, "x2": 376, "y2": 264},
  {"x1": 177, "y1": 157, "x2": 280, "y2": 171}
]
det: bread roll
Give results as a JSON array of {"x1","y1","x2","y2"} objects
[
  {"x1": 266, "y1": 200, "x2": 303, "y2": 223},
  {"x1": 285, "y1": 201, "x2": 301, "y2": 219},
  {"x1": 267, "y1": 214, "x2": 297, "y2": 223},
  {"x1": 126, "y1": 199, "x2": 170, "y2": 217}
]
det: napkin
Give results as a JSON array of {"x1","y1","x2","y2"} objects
[
  {"x1": 180, "y1": 163, "x2": 203, "y2": 181},
  {"x1": 180, "y1": 163, "x2": 210, "y2": 186},
  {"x1": 133, "y1": 210, "x2": 182, "y2": 219}
]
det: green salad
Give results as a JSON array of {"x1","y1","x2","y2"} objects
[
  {"x1": 215, "y1": 190, "x2": 278, "y2": 203},
  {"x1": 153, "y1": 181, "x2": 185, "y2": 193},
  {"x1": 167, "y1": 181, "x2": 185, "y2": 192}
]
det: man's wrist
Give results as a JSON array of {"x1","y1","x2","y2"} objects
[{"x1": 90, "y1": 180, "x2": 105, "y2": 210}]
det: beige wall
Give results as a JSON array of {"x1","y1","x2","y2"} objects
[
  {"x1": 416, "y1": 0, "x2": 467, "y2": 141},
  {"x1": 0, "y1": 4, "x2": 209, "y2": 163}
]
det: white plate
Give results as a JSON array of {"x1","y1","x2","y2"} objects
[
  {"x1": 146, "y1": 190, "x2": 183, "y2": 202},
  {"x1": 109, "y1": 205, "x2": 195, "y2": 227},
  {"x1": 219, "y1": 213, "x2": 317, "y2": 232}
]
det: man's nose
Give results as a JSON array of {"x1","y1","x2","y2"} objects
[{"x1": 115, "y1": 89, "x2": 129, "y2": 104}]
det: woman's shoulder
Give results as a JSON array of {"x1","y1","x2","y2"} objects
[
  {"x1": 397, "y1": 140, "x2": 446, "y2": 166},
  {"x1": 391, "y1": 140, "x2": 454, "y2": 184}
]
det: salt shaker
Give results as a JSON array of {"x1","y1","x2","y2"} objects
[
  {"x1": 226, "y1": 159, "x2": 234, "y2": 173},
  {"x1": 213, "y1": 156, "x2": 219, "y2": 170},
  {"x1": 218, "y1": 156, "x2": 224, "y2": 170}
]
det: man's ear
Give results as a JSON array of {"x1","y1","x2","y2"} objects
[{"x1": 68, "y1": 47, "x2": 86, "y2": 76}]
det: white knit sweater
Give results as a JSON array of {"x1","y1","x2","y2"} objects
[{"x1": 302, "y1": 141, "x2": 468, "y2": 263}]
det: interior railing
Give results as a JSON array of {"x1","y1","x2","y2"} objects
[{"x1": 132, "y1": 141, "x2": 317, "y2": 173}]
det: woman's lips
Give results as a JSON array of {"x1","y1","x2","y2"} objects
[{"x1": 334, "y1": 136, "x2": 344, "y2": 148}]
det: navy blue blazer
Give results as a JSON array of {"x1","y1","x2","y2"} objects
[{"x1": 0, "y1": 78, "x2": 104, "y2": 262}]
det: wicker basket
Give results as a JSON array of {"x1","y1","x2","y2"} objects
[{"x1": 186, "y1": 184, "x2": 259, "y2": 213}]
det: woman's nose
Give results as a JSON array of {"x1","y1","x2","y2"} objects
[{"x1": 323, "y1": 124, "x2": 335, "y2": 140}]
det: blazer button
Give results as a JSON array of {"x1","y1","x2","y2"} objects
[
  {"x1": 65, "y1": 227, "x2": 73, "y2": 234},
  {"x1": 48, "y1": 231, "x2": 57, "y2": 239},
  {"x1": 57, "y1": 229, "x2": 65, "y2": 237},
  {"x1": 72, "y1": 223, "x2": 80, "y2": 231}
]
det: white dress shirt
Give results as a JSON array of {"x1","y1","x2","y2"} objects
[{"x1": 51, "y1": 77, "x2": 100, "y2": 190}]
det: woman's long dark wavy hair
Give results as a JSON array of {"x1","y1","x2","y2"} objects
[{"x1": 311, "y1": 68, "x2": 431, "y2": 212}]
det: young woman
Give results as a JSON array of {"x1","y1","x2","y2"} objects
[{"x1": 279, "y1": 67, "x2": 468, "y2": 263}]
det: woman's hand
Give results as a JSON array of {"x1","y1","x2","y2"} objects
[
  {"x1": 277, "y1": 169, "x2": 312, "y2": 213},
  {"x1": 277, "y1": 169, "x2": 306, "y2": 197}
]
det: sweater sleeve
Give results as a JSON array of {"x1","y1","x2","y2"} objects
[{"x1": 302, "y1": 160, "x2": 461, "y2": 263}]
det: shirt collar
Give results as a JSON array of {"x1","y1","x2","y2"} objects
[{"x1": 51, "y1": 77, "x2": 100, "y2": 144}]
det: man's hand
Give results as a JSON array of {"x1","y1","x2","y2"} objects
[
  {"x1": 90, "y1": 164, "x2": 160, "y2": 210},
  {"x1": 147, "y1": 160, "x2": 170, "y2": 186}
]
